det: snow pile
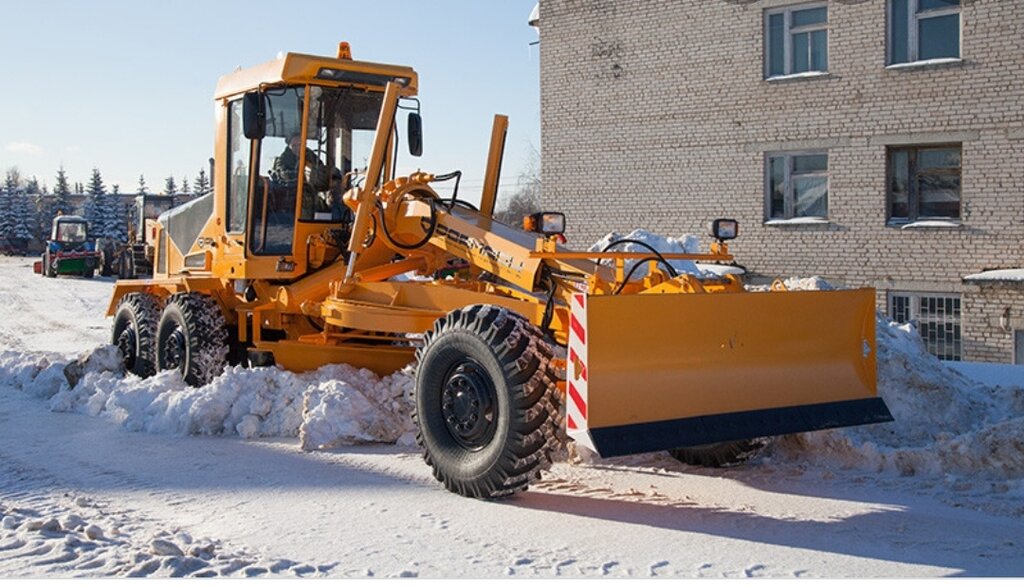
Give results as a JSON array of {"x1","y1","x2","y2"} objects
[
  {"x1": 590, "y1": 229, "x2": 703, "y2": 277},
  {"x1": 0, "y1": 348, "x2": 417, "y2": 450},
  {"x1": 770, "y1": 280, "x2": 1024, "y2": 481}
]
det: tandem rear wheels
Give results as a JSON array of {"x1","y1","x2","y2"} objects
[
  {"x1": 414, "y1": 305, "x2": 559, "y2": 500},
  {"x1": 112, "y1": 292, "x2": 229, "y2": 386}
]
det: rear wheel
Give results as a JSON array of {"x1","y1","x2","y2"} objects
[
  {"x1": 669, "y1": 439, "x2": 766, "y2": 468},
  {"x1": 112, "y1": 293, "x2": 161, "y2": 378},
  {"x1": 156, "y1": 293, "x2": 229, "y2": 387},
  {"x1": 43, "y1": 252, "x2": 55, "y2": 278},
  {"x1": 414, "y1": 305, "x2": 558, "y2": 499},
  {"x1": 118, "y1": 250, "x2": 135, "y2": 279}
]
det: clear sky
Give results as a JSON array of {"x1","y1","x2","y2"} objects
[{"x1": 0, "y1": 0, "x2": 540, "y2": 202}]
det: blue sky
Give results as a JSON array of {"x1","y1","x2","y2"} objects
[{"x1": 0, "y1": 0, "x2": 540, "y2": 201}]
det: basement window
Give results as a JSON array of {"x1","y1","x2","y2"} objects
[
  {"x1": 889, "y1": 292, "x2": 962, "y2": 360},
  {"x1": 765, "y1": 4, "x2": 828, "y2": 78}
]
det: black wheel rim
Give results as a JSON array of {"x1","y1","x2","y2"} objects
[
  {"x1": 440, "y1": 360, "x2": 497, "y2": 451},
  {"x1": 116, "y1": 327, "x2": 137, "y2": 369},
  {"x1": 163, "y1": 327, "x2": 187, "y2": 371}
]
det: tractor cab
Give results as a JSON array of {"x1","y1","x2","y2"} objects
[
  {"x1": 52, "y1": 215, "x2": 90, "y2": 245},
  {"x1": 35, "y1": 215, "x2": 99, "y2": 278}
]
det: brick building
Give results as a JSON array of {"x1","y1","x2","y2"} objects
[{"x1": 535, "y1": 0, "x2": 1024, "y2": 364}]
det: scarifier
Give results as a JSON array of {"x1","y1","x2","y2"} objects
[{"x1": 107, "y1": 44, "x2": 892, "y2": 499}]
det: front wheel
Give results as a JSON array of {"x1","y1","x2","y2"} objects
[
  {"x1": 414, "y1": 305, "x2": 558, "y2": 499},
  {"x1": 155, "y1": 293, "x2": 229, "y2": 386}
]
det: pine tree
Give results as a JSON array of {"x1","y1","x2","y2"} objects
[
  {"x1": 193, "y1": 168, "x2": 210, "y2": 197},
  {"x1": 83, "y1": 168, "x2": 105, "y2": 237},
  {"x1": 164, "y1": 176, "x2": 177, "y2": 196},
  {"x1": 137, "y1": 175, "x2": 149, "y2": 196},
  {"x1": 1, "y1": 169, "x2": 33, "y2": 242},
  {"x1": 0, "y1": 172, "x2": 16, "y2": 241},
  {"x1": 180, "y1": 177, "x2": 190, "y2": 196},
  {"x1": 53, "y1": 165, "x2": 73, "y2": 216},
  {"x1": 25, "y1": 176, "x2": 40, "y2": 195}
]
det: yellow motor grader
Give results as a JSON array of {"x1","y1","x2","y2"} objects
[{"x1": 107, "y1": 43, "x2": 891, "y2": 499}]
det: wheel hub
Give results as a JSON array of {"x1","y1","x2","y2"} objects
[
  {"x1": 441, "y1": 361, "x2": 496, "y2": 450},
  {"x1": 163, "y1": 327, "x2": 187, "y2": 371},
  {"x1": 116, "y1": 327, "x2": 136, "y2": 367}
]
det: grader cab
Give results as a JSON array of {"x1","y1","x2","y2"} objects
[{"x1": 108, "y1": 43, "x2": 891, "y2": 499}]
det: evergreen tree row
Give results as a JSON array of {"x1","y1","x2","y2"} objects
[{"x1": 0, "y1": 164, "x2": 212, "y2": 244}]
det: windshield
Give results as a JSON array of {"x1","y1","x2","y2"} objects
[
  {"x1": 249, "y1": 86, "x2": 384, "y2": 255},
  {"x1": 56, "y1": 222, "x2": 87, "y2": 243}
]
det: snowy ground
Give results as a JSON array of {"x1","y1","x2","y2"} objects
[{"x1": 1, "y1": 254, "x2": 1023, "y2": 578}]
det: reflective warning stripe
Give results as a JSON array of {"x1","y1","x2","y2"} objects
[{"x1": 565, "y1": 294, "x2": 595, "y2": 451}]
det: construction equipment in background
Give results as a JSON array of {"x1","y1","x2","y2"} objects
[
  {"x1": 107, "y1": 44, "x2": 892, "y2": 499},
  {"x1": 33, "y1": 215, "x2": 100, "y2": 278},
  {"x1": 97, "y1": 194, "x2": 178, "y2": 278}
]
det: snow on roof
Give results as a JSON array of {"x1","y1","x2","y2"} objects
[
  {"x1": 528, "y1": 2, "x2": 539, "y2": 27},
  {"x1": 963, "y1": 269, "x2": 1024, "y2": 283}
]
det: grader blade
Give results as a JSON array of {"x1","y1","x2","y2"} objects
[{"x1": 564, "y1": 289, "x2": 892, "y2": 458}]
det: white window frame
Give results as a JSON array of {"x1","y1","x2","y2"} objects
[
  {"x1": 888, "y1": 0, "x2": 962, "y2": 65},
  {"x1": 888, "y1": 291, "x2": 963, "y2": 361},
  {"x1": 764, "y1": 151, "x2": 829, "y2": 221},
  {"x1": 764, "y1": 3, "x2": 829, "y2": 78}
]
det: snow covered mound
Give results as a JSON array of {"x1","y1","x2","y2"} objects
[
  {"x1": 0, "y1": 348, "x2": 417, "y2": 451},
  {"x1": 591, "y1": 229, "x2": 703, "y2": 277},
  {"x1": 770, "y1": 279, "x2": 1024, "y2": 480}
]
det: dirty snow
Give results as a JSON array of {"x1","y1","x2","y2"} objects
[{"x1": 2, "y1": 245, "x2": 1024, "y2": 577}]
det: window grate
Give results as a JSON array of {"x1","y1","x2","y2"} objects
[{"x1": 888, "y1": 292, "x2": 962, "y2": 360}]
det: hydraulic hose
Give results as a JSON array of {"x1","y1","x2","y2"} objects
[{"x1": 375, "y1": 196, "x2": 438, "y2": 251}]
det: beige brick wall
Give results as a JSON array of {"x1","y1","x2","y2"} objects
[
  {"x1": 963, "y1": 284, "x2": 1024, "y2": 363},
  {"x1": 538, "y1": 0, "x2": 1024, "y2": 362}
]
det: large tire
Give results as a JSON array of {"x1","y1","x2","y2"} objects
[
  {"x1": 155, "y1": 293, "x2": 229, "y2": 387},
  {"x1": 669, "y1": 439, "x2": 766, "y2": 468},
  {"x1": 414, "y1": 305, "x2": 558, "y2": 499},
  {"x1": 99, "y1": 251, "x2": 112, "y2": 277},
  {"x1": 118, "y1": 250, "x2": 135, "y2": 279},
  {"x1": 112, "y1": 293, "x2": 162, "y2": 378}
]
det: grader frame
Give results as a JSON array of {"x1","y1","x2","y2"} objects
[{"x1": 108, "y1": 44, "x2": 891, "y2": 499}]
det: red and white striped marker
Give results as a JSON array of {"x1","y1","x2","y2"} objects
[{"x1": 566, "y1": 293, "x2": 596, "y2": 452}]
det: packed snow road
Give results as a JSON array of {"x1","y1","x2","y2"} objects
[{"x1": 0, "y1": 255, "x2": 1022, "y2": 578}]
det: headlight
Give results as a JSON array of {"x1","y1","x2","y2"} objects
[
  {"x1": 523, "y1": 212, "x2": 566, "y2": 236},
  {"x1": 710, "y1": 218, "x2": 739, "y2": 241}
]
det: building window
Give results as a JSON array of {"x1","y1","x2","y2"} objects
[
  {"x1": 766, "y1": 152, "x2": 828, "y2": 220},
  {"x1": 889, "y1": 292, "x2": 962, "y2": 360},
  {"x1": 765, "y1": 4, "x2": 828, "y2": 78},
  {"x1": 889, "y1": 0, "x2": 961, "y2": 65},
  {"x1": 887, "y1": 144, "x2": 961, "y2": 222}
]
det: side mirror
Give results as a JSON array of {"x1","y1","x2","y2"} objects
[
  {"x1": 243, "y1": 92, "x2": 266, "y2": 140},
  {"x1": 407, "y1": 112, "x2": 423, "y2": 157}
]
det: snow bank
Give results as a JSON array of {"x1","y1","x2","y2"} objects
[
  {"x1": 770, "y1": 279, "x2": 1024, "y2": 481},
  {"x1": 0, "y1": 348, "x2": 417, "y2": 451}
]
